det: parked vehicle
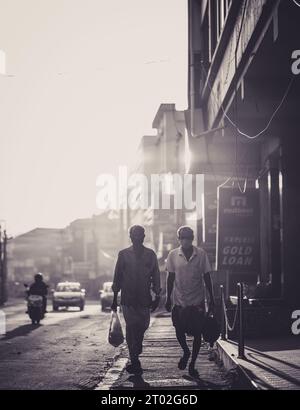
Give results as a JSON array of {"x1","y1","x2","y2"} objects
[
  {"x1": 52, "y1": 282, "x2": 85, "y2": 311},
  {"x1": 99, "y1": 281, "x2": 120, "y2": 312}
]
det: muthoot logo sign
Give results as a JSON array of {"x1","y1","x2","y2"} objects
[{"x1": 231, "y1": 196, "x2": 247, "y2": 207}]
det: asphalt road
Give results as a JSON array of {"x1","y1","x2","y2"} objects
[{"x1": 0, "y1": 301, "x2": 119, "y2": 390}]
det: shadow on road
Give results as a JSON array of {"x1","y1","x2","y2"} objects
[
  {"x1": 52, "y1": 308, "x2": 81, "y2": 313},
  {"x1": 126, "y1": 375, "x2": 151, "y2": 389},
  {"x1": 2, "y1": 324, "x2": 41, "y2": 341},
  {"x1": 246, "y1": 352, "x2": 300, "y2": 388},
  {"x1": 182, "y1": 374, "x2": 229, "y2": 390}
]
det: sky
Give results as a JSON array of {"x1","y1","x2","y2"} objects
[{"x1": 0, "y1": 0, "x2": 187, "y2": 236}]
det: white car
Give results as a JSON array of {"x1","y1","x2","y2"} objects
[
  {"x1": 52, "y1": 282, "x2": 85, "y2": 311},
  {"x1": 99, "y1": 281, "x2": 121, "y2": 311}
]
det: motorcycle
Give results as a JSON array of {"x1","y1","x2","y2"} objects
[
  {"x1": 27, "y1": 295, "x2": 44, "y2": 325},
  {"x1": 24, "y1": 284, "x2": 44, "y2": 325}
]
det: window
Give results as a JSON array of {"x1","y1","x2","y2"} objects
[
  {"x1": 205, "y1": 0, "x2": 233, "y2": 61},
  {"x1": 57, "y1": 284, "x2": 81, "y2": 292}
]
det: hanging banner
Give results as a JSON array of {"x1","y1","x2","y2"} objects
[{"x1": 216, "y1": 187, "x2": 260, "y2": 272}]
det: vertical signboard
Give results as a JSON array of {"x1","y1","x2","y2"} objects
[
  {"x1": 216, "y1": 187, "x2": 260, "y2": 272},
  {"x1": 202, "y1": 174, "x2": 226, "y2": 268}
]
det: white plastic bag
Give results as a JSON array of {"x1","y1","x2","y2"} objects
[{"x1": 108, "y1": 310, "x2": 124, "y2": 347}]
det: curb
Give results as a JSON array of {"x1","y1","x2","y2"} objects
[
  {"x1": 216, "y1": 339, "x2": 259, "y2": 390},
  {"x1": 95, "y1": 358, "x2": 128, "y2": 390}
]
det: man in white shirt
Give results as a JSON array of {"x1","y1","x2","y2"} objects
[{"x1": 165, "y1": 226, "x2": 215, "y2": 378}]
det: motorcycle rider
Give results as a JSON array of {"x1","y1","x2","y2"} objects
[{"x1": 28, "y1": 273, "x2": 48, "y2": 314}]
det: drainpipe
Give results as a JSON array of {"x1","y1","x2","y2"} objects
[{"x1": 188, "y1": 0, "x2": 197, "y2": 138}]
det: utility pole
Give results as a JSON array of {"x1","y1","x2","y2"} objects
[
  {"x1": 2, "y1": 230, "x2": 8, "y2": 304},
  {"x1": 0, "y1": 227, "x2": 11, "y2": 306}
]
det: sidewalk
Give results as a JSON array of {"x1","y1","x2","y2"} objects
[
  {"x1": 0, "y1": 298, "x2": 24, "y2": 307},
  {"x1": 0, "y1": 299, "x2": 26, "y2": 316},
  {"x1": 217, "y1": 337, "x2": 300, "y2": 390},
  {"x1": 97, "y1": 313, "x2": 231, "y2": 390}
]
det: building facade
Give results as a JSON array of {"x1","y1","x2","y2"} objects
[
  {"x1": 129, "y1": 104, "x2": 189, "y2": 261},
  {"x1": 7, "y1": 211, "x2": 125, "y2": 298},
  {"x1": 187, "y1": 0, "x2": 300, "y2": 307}
]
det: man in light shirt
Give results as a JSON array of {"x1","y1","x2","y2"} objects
[{"x1": 165, "y1": 226, "x2": 215, "y2": 378}]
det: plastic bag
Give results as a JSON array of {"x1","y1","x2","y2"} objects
[
  {"x1": 108, "y1": 310, "x2": 124, "y2": 347},
  {"x1": 202, "y1": 315, "x2": 220, "y2": 345}
]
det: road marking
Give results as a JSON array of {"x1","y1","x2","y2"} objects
[{"x1": 95, "y1": 358, "x2": 128, "y2": 390}]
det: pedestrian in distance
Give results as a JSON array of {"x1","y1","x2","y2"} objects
[
  {"x1": 165, "y1": 226, "x2": 215, "y2": 378},
  {"x1": 111, "y1": 225, "x2": 161, "y2": 375}
]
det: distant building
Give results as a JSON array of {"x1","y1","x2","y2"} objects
[
  {"x1": 7, "y1": 228, "x2": 65, "y2": 292},
  {"x1": 7, "y1": 211, "x2": 126, "y2": 298},
  {"x1": 130, "y1": 104, "x2": 193, "y2": 261},
  {"x1": 152, "y1": 104, "x2": 186, "y2": 175},
  {"x1": 151, "y1": 104, "x2": 187, "y2": 259},
  {"x1": 92, "y1": 211, "x2": 124, "y2": 277},
  {"x1": 129, "y1": 135, "x2": 158, "y2": 250},
  {"x1": 187, "y1": 0, "x2": 300, "y2": 304},
  {"x1": 66, "y1": 218, "x2": 96, "y2": 284},
  {"x1": 63, "y1": 212, "x2": 124, "y2": 295}
]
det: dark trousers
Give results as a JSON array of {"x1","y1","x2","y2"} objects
[{"x1": 122, "y1": 305, "x2": 150, "y2": 362}]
